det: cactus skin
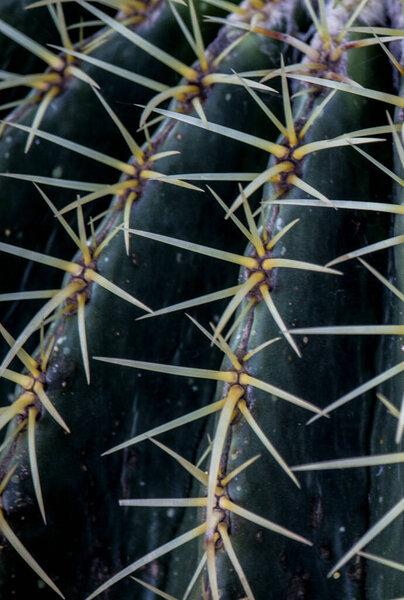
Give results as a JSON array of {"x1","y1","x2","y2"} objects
[
  {"x1": 167, "y1": 29, "x2": 395, "y2": 600},
  {"x1": 0, "y1": 3, "x2": 292, "y2": 598},
  {"x1": 1, "y1": 1, "x2": 404, "y2": 599},
  {"x1": 0, "y1": 0, "x2": 209, "y2": 364},
  {"x1": 366, "y1": 80, "x2": 404, "y2": 598}
]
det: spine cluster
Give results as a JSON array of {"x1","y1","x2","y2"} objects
[{"x1": 0, "y1": 1, "x2": 403, "y2": 599}]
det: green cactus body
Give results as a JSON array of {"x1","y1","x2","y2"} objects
[
  {"x1": 0, "y1": 0, "x2": 207, "y2": 363},
  {"x1": 364, "y1": 59, "x2": 404, "y2": 598},
  {"x1": 0, "y1": 3, "x2": 298, "y2": 598},
  {"x1": 160, "y1": 6, "x2": 397, "y2": 598},
  {"x1": 1, "y1": 0, "x2": 404, "y2": 599}
]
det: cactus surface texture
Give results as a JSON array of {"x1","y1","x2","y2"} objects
[{"x1": 2, "y1": 0, "x2": 404, "y2": 598}]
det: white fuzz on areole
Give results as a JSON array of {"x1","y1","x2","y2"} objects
[
  {"x1": 229, "y1": 0, "x2": 298, "y2": 28},
  {"x1": 303, "y1": 0, "x2": 389, "y2": 76},
  {"x1": 327, "y1": 0, "x2": 389, "y2": 31}
]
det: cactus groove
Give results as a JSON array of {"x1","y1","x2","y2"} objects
[{"x1": 0, "y1": 0, "x2": 404, "y2": 599}]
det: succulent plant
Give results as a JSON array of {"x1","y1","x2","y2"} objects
[{"x1": 1, "y1": 0, "x2": 404, "y2": 599}]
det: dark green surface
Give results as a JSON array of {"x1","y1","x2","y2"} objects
[
  {"x1": 0, "y1": 0, "x2": 217, "y2": 360},
  {"x1": 0, "y1": 2, "x2": 403, "y2": 599},
  {"x1": 0, "y1": 11, "x2": 290, "y2": 599},
  {"x1": 182, "y1": 38, "x2": 395, "y2": 600}
]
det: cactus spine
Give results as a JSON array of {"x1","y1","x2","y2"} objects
[{"x1": 1, "y1": 0, "x2": 404, "y2": 598}]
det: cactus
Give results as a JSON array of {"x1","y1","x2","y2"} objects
[{"x1": 1, "y1": 0, "x2": 404, "y2": 598}]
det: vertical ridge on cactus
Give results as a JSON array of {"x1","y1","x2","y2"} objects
[{"x1": 1, "y1": 0, "x2": 404, "y2": 598}]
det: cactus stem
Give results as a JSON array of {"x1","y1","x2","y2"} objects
[
  {"x1": 0, "y1": 281, "x2": 81, "y2": 374},
  {"x1": 298, "y1": 89, "x2": 337, "y2": 138},
  {"x1": 0, "y1": 3, "x2": 105, "y2": 140},
  {"x1": 232, "y1": 69, "x2": 289, "y2": 138},
  {"x1": 217, "y1": 0, "x2": 391, "y2": 77},
  {"x1": 212, "y1": 32, "x2": 249, "y2": 67},
  {"x1": 221, "y1": 454, "x2": 261, "y2": 486},
  {"x1": 225, "y1": 297, "x2": 257, "y2": 341},
  {"x1": 17, "y1": 86, "x2": 203, "y2": 221},
  {"x1": 84, "y1": 268, "x2": 153, "y2": 312}
]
